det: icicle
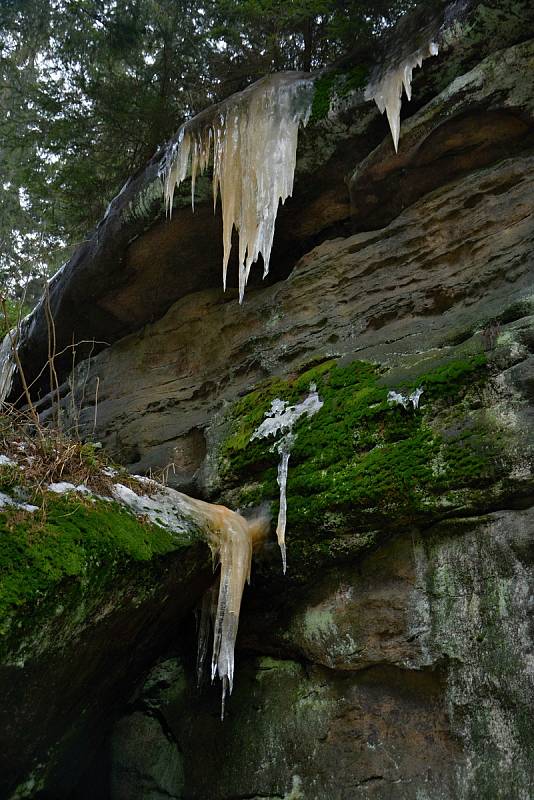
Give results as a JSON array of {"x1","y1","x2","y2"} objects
[
  {"x1": 0, "y1": 332, "x2": 16, "y2": 405},
  {"x1": 365, "y1": 41, "x2": 439, "y2": 151},
  {"x1": 160, "y1": 74, "x2": 314, "y2": 302},
  {"x1": 114, "y1": 478, "x2": 269, "y2": 718},
  {"x1": 184, "y1": 495, "x2": 270, "y2": 718},
  {"x1": 251, "y1": 384, "x2": 323, "y2": 571},
  {"x1": 196, "y1": 580, "x2": 219, "y2": 687},
  {"x1": 275, "y1": 436, "x2": 293, "y2": 574}
]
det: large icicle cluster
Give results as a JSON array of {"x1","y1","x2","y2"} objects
[
  {"x1": 251, "y1": 384, "x2": 323, "y2": 573},
  {"x1": 365, "y1": 41, "x2": 439, "y2": 151},
  {"x1": 160, "y1": 74, "x2": 314, "y2": 302}
]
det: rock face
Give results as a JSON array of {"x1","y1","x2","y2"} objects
[
  {"x1": 0, "y1": 492, "x2": 211, "y2": 799},
  {"x1": 3, "y1": 1, "x2": 534, "y2": 798},
  {"x1": 118, "y1": 507, "x2": 534, "y2": 800}
]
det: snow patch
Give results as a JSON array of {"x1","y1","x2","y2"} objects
[
  {"x1": 48, "y1": 482, "x2": 91, "y2": 495},
  {"x1": 0, "y1": 491, "x2": 38, "y2": 513},
  {"x1": 101, "y1": 466, "x2": 118, "y2": 478},
  {"x1": 111, "y1": 482, "x2": 192, "y2": 536}
]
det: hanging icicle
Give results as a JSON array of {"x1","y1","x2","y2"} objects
[
  {"x1": 365, "y1": 41, "x2": 439, "y2": 151},
  {"x1": 160, "y1": 73, "x2": 314, "y2": 303}
]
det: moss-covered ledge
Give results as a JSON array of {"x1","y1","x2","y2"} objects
[
  {"x1": 0, "y1": 492, "x2": 211, "y2": 800},
  {"x1": 213, "y1": 342, "x2": 533, "y2": 578}
]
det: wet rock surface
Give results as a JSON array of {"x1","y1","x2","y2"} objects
[{"x1": 59, "y1": 151, "x2": 534, "y2": 490}]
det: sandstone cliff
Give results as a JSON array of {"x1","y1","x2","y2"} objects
[{"x1": 1, "y1": 1, "x2": 534, "y2": 798}]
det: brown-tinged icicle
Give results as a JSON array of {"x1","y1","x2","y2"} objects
[
  {"x1": 187, "y1": 496, "x2": 270, "y2": 718},
  {"x1": 112, "y1": 481, "x2": 269, "y2": 718}
]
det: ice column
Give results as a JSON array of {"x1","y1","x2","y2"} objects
[
  {"x1": 113, "y1": 478, "x2": 269, "y2": 719},
  {"x1": 160, "y1": 74, "x2": 314, "y2": 302},
  {"x1": 184, "y1": 494, "x2": 269, "y2": 718},
  {"x1": 251, "y1": 384, "x2": 323, "y2": 572}
]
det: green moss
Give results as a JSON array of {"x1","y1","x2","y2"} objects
[
  {"x1": 219, "y1": 354, "x2": 497, "y2": 552},
  {"x1": 0, "y1": 496, "x2": 186, "y2": 625},
  {"x1": 310, "y1": 66, "x2": 368, "y2": 122},
  {"x1": 342, "y1": 65, "x2": 369, "y2": 93},
  {"x1": 311, "y1": 74, "x2": 337, "y2": 122}
]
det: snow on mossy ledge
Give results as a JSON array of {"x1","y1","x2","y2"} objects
[
  {"x1": 0, "y1": 495, "x2": 190, "y2": 628},
  {"x1": 0, "y1": 472, "x2": 270, "y2": 716}
]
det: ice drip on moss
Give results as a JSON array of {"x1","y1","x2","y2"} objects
[{"x1": 251, "y1": 384, "x2": 323, "y2": 573}]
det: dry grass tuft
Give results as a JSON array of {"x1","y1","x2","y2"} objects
[{"x1": 0, "y1": 404, "x2": 142, "y2": 507}]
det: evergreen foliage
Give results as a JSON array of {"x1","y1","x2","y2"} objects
[{"x1": 0, "y1": 0, "x2": 420, "y2": 295}]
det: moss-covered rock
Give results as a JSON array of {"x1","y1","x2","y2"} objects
[
  {"x1": 0, "y1": 497, "x2": 181, "y2": 628},
  {"x1": 0, "y1": 492, "x2": 210, "y2": 799},
  {"x1": 214, "y1": 350, "x2": 525, "y2": 575},
  {"x1": 310, "y1": 66, "x2": 369, "y2": 123}
]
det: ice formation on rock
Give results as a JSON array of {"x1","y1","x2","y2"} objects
[
  {"x1": 274, "y1": 436, "x2": 293, "y2": 574},
  {"x1": 252, "y1": 384, "x2": 323, "y2": 572},
  {"x1": 0, "y1": 332, "x2": 15, "y2": 405},
  {"x1": 161, "y1": 73, "x2": 314, "y2": 302},
  {"x1": 365, "y1": 41, "x2": 438, "y2": 151},
  {"x1": 387, "y1": 386, "x2": 423, "y2": 410},
  {"x1": 113, "y1": 479, "x2": 269, "y2": 718}
]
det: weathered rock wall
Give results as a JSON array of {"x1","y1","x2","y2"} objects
[
  {"x1": 13, "y1": 0, "x2": 534, "y2": 401},
  {"x1": 62, "y1": 147, "x2": 534, "y2": 489},
  {"x1": 112, "y1": 507, "x2": 534, "y2": 800},
  {"x1": 59, "y1": 31, "x2": 534, "y2": 800}
]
